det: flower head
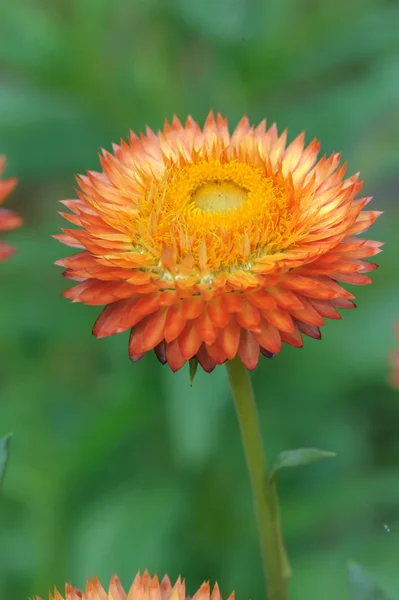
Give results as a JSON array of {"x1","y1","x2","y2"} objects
[
  {"x1": 33, "y1": 570, "x2": 234, "y2": 600},
  {"x1": 0, "y1": 155, "x2": 21, "y2": 260},
  {"x1": 56, "y1": 112, "x2": 381, "y2": 371}
]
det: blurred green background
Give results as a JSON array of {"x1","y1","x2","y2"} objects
[{"x1": 0, "y1": 0, "x2": 398, "y2": 598}]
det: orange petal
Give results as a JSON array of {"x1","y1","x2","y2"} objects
[
  {"x1": 195, "y1": 309, "x2": 218, "y2": 344},
  {"x1": 196, "y1": 344, "x2": 217, "y2": 373},
  {"x1": 290, "y1": 296, "x2": 325, "y2": 326},
  {"x1": 160, "y1": 574, "x2": 174, "y2": 594},
  {"x1": 139, "y1": 308, "x2": 168, "y2": 352},
  {"x1": 345, "y1": 210, "x2": 381, "y2": 236},
  {"x1": 207, "y1": 297, "x2": 230, "y2": 327},
  {"x1": 93, "y1": 296, "x2": 158, "y2": 338},
  {"x1": 309, "y1": 299, "x2": 341, "y2": 320},
  {"x1": 87, "y1": 575, "x2": 108, "y2": 600},
  {"x1": 219, "y1": 317, "x2": 241, "y2": 359},
  {"x1": 131, "y1": 292, "x2": 161, "y2": 315},
  {"x1": 314, "y1": 276, "x2": 355, "y2": 299},
  {"x1": 205, "y1": 340, "x2": 228, "y2": 365},
  {"x1": 154, "y1": 340, "x2": 167, "y2": 364},
  {"x1": 262, "y1": 307, "x2": 294, "y2": 333},
  {"x1": 165, "y1": 339, "x2": 186, "y2": 371},
  {"x1": 280, "y1": 274, "x2": 342, "y2": 300},
  {"x1": 339, "y1": 238, "x2": 383, "y2": 259},
  {"x1": 281, "y1": 132, "x2": 305, "y2": 175},
  {"x1": 253, "y1": 321, "x2": 282, "y2": 353},
  {"x1": 332, "y1": 297, "x2": 356, "y2": 309},
  {"x1": 245, "y1": 289, "x2": 277, "y2": 309},
  {"x1": 192, "y1": 582, "x2": 211, "y2": 600},
  {"x1": 331, "y1": 271, "x2": 373, "y2": 285},
  {"x1": 268, "y1": 286, "x2": 304, "y2": 310},
  {"x1": 181, "y1": 296, "x2": 204, "y2": 319},
  {"x1": 109, "y1": 575, "x2": 126, "y2": 600},
  {"x1": 128, "y1": 321, "x2": 147, "y2": 355},
  {"x1": 164, "y1": 303, "x2": 186, "y2": 342},
  {"x1": 235, "y1": 299, "x2": 261, "y2": 330},
  {"x1": 130, "y1": 352, "x2": 145, "y2": 365},
  {"x1": 280, "y1": 326, "x2": 303, "y2": 348},
  {"x1": 297, "y1": 321, "x2": 321, "y2": 339},
  {"x1": 237, "y1": 329, "x2": 260, "y2": 370},
  {"x1": 223, "y1": 292, "x2": 243, "y2": 313},
  {"x1": 178, "y1": 321, "x2": 202, "y2": 360},
  {"x1": 159, "y1": 290, "x2": 178, "y2": 306},
  {"x1": 65, "y1": 586, "x2": 83, "y2": 600},
  {"x1": 126, "y1": 271, "x2": 153, "y2": 285}
]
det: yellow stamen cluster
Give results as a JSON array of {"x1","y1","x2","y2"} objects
[{"x1": 135, "y1": 157, "x2": 294, "y2": 275}]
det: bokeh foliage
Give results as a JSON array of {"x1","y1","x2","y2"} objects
[{"x1": 0, "y1": 0, "x2": 398, "y2": 599}]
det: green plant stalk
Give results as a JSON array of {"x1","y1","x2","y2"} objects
[{"x1": 226, "y1": 357, "x2": 291, "y2": 600}]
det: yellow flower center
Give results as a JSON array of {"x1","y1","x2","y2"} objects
[{"x1": 135, "y1": 157, "x2": 295, "y2": 276}]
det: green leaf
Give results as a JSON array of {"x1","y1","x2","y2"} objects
[
  {"x1": 270, "y1": 447, "x2": 336, "y2": 479},
  {"x1": 0, "y1": 433, "x2": 12, "y2": 491},
  {"x1": 348, "y1": 562, "x2": 390, "y2": 600}
]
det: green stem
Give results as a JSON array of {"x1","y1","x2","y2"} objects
[{"x1": 226, "y1": 357, "x2": 291, "y2": 600}]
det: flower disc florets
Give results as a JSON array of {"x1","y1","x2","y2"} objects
[{"x1": 56, "y1": 112, "x2": 381, "y2": 371}]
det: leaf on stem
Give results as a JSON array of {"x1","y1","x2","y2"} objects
[
  {"x1": 270, "y1": 447, "x2": 336, "y2": 480},
  {"x1": 348, "y1": 561, "x2": 390, "y2": 600},
  {"x1": 0, "y1": 433, "x2": 12, "y2": 491}
]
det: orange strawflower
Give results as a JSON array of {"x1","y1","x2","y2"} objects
[
  {"x1": 0, "y1": 155, "x2": 21, "y2": 260},
  {"x1": 56, "y1": 112, "x2": 381, "y2": 371},
  {"x1": 33, "y1": 570, "x2": 234, "y2": 600}
]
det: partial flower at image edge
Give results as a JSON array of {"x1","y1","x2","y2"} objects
[
  {"x1": 32, "y1": 570, "x2": 234, "y2": 600},
  {"x1": 389, "y1": 322, "x2": 399, "y2": 388},
  {"x1": 0, "y1": 155, "x2": 22, "y2": 260}
]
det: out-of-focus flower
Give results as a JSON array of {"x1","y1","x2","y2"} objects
[
  {"x1": 0, "y1": 155, "x2": 21, "y2": 260},
  {"x1": 33, "y1": 570, "x2": 234, "y2": 600},
  {"x1": 56, "y1": 112, "x2": 381, "y2": 372},
  {"x1": 390, "y1": 323, "x2": 399, "y2": 388}
]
